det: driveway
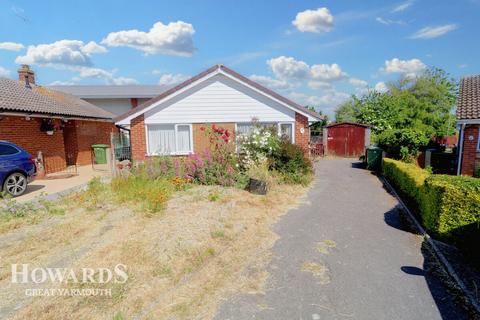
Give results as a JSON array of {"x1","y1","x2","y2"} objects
[
  {"x1": 215, "y1": 158, "x2": 467, "y2": 320},
  {"x1": 14, "y1": 164, "x2": 110, "y2": 203}
]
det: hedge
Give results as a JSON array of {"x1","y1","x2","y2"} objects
[
  {"x1": 382, "y1": 158, "x2": 480, "y2": 241},
  {"x1": 382, "y1": 158, "x2": 430, "y2": 205},
  {"x1": 420, "y1": 175, "x2": 480, "y2": 238}
]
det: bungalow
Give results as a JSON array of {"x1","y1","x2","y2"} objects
[
  {"x1": 457, "y1": 75, "x2": 480, "y2": 176},
  {"x1": 0, "y1": 65, "x2": 117, "y2": 174},
  {"x1": 114, "y1": 64, "x2": 322, "y2": 162}
]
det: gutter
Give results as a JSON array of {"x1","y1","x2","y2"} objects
[
  {"x1": 0, "y1": 111, "x2": 113, "y2": 123},
  {"x1": 456, "y1": 123, "x2": 466, "y2": 176}
]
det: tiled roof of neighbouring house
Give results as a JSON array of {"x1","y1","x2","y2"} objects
[
  {"x1": 48, "y1": 84, "x2": 173, "y2": 99},
  {"x1": 457, "y1": 75, "x2": 480, "y2": 120},
  {"x1": 0, "y1": 78, "x2": 114, "y2": 120}
]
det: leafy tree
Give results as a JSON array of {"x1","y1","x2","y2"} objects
[
  {"x1": 333, "y1": 67, "x2": 457, "y2": 159},
  {"x1": 335, "y1": 99, "x2": 357, "y2": 123},
  {"x1": 306, "y1": 106, "x2": 328, "y2": 136}
]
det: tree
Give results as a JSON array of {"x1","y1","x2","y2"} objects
[
  {"x1": 335, "y1": 99, "x2": 357, "y2": 123},
  {"x1": 333, "y1": 67, "x2": 457, "y2": 159},
  {"x1": 306, "y1": 106, "x2": 328, "y2": 136}
]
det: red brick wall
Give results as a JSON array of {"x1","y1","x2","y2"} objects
[
  {"x1": 131, "y1": 115, "x2": 146, "y2": 162},
  {"x1": 295, "y1": 112, "x2": 310, "y2": 152},
  {"x1": 461, "y1": 125, "x2": 479, "y2": 176},
  {"x1": 0, "y1": 116, "x2": 66, "y2": 172},
  {"x1": 64, "y1": 120, "x2": 118, "y2": 166}
]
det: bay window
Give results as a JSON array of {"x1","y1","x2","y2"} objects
[{"x1": 147, "y1": 124, "x2": 192, "y2": 155}]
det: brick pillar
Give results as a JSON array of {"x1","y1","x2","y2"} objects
[
  {"x1": 461, "y1": 125, "x2": 479, "y2": 176},
  {"x1": 295, "y1": 112, "x2": 310, "y2": 152},
  {"x1": 131, "y1": 115, "x2": 146, "y2": 162}
]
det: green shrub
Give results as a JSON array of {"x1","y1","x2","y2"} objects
[
  {"x1": 382, "y1": 158, "x2": 429, "y2": 205},
  {"x1": 420, "y1": 175, "x2": 480, "y2": 238},
  {"x1": 383, "y1": 158, "x2": 480, "y2": 265},
  {"x1": 377, "y1": 128, "x2": 430, "y2": 160},
  {"x1": 271, "y1": 140, "x2": 313, "y2": 185}
]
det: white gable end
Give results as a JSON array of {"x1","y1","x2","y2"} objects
[{"x1": 144, "y1": 74, "x2": 295, "y2": 124}]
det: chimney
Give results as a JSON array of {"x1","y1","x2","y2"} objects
[{"x1": 18, "y1": 65, "x2": 35, "y2": 87}]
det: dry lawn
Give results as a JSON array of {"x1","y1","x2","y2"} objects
[{"x1": 0, "y1": 182, "x2": 309, "y2": 319}]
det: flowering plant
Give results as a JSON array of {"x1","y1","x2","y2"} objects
[
  {"x1": 237, "y1": 125, "x2": 280, "y2": 170},
  {"x1": 187, "y1": 124, "x2": 240, "y2": 186}
]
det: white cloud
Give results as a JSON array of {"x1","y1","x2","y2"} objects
[
  {"x1": 0, "y1": 42, "x2": 24, "y2": 51},
  {"x1": 250, "y1": 75, "x2": 292, "y2": 90},
  {"x1": 349, "y1": 78, "x2": 368, "y2": 88},
  {"x1": 392, "y1": 0, "x2": 415, "y2": 13},
  {"x1": 0, "y1": 66, "x2": 10, "y2": 77},
  {"x1": 76, "y1": 67, "x2": 138, "y2": 85},
  {"x1": 158, "y1": 73, "x2": 190, "y2": 85},
  {"x1": 410, "y1": 24, "x2": 458, "y2": 39},
  {"x1": 374, "y1": 81, "x2": 388, "y2": 93},
  {"x1": 383, "y1": 58, "x2": 426, "y2": 77},
  {"x1": 375, "y1": 17, "x2": 406, "y2": 26},
  {"x1": 102, "y1": 21, "x2": 195, "y2": 56},
  {"x1": 308, "y1": 80, "x2": 333, "y2": 90},
  {"x1": 267, "y1": 56, "x2": 347, "y2": 84},
  {"x1": 311, "y1": 63, "x2": 347, "y2": 81},
  {"x1": 267, "y1": 56, "x2": 310, "y2": 80},
  {"x1": 82, "y1": 41, "x2": 108, "y2": 54},
  {"x1": 13, "y1": 39, "x2": 138, "y2": 85},
  {"x1": 15, "y1": 40, "x2": 107, "y2": 68},
  {"x1": 49, "y1": 80, "x2": 76, "y2": 86},
  {"x1": 292, "y1": 7, "x2": 334, "y2": 33},
  {"x1": 289, "y1": 89, "x2": 350, "y2": 111}
]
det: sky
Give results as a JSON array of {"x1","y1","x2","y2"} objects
[{"x1": 0, "y1": 0, "x2": 479, "y2": 117}]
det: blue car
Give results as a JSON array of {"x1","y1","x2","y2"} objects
[{"x1": 0, "y1": 141, "x2": 36, "y2": 197}]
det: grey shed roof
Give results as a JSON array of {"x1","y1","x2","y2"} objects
[
  {"x1": 48, "y1": 84, "x2": 173, "y2": 99},
  {"x1": 457, "y1": 75, "x2": 480, "y2": 120},
  {"x1": 0, "y1": 78, "x2": 114, "y2": 120}
]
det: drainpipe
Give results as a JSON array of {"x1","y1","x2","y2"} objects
[{"x1": 456, "y1": 123, "x2": 466, "y2": 176}]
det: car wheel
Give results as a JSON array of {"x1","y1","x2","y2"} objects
[{"x1": 3, "y1": 172, "x2": 28, "y2": 197}]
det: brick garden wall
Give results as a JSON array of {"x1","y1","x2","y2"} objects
[
  {"x1": 461, "y1": 125, "x2": 480, "y2": 176},
  {"x1": 0, "y1": 116, "x2": 66, "y2": 172}
]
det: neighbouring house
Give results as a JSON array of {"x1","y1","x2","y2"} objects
[
  {"x1": 49, "y1": 84, "x2": 170, "y2": 116},
  {"x1": 0, "y1": 65, "x2": 117, "y2": 174},
  {"x1": 114, "y1": 64, "x2": 322, "y2": 162},
  {"x1": 457, "y1": 75, "x2": 480, "y2": 176},
  {"x1": 323, "y1": 122, "x2": 371, "y2": 157}
]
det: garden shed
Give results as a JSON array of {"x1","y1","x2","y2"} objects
[{"x1": 323, "y1": 122, "x2": 371, "y2": 157}]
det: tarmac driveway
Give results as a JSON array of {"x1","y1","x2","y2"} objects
[{"x1": 215, "y1": 158, "x2": 466, "y2": 320}]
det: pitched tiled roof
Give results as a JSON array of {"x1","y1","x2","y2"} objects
[
  {"x1": 457, "y1": 75, "x2": 480, "y2": 120},
  {"x1": 114, "y1": 64, "x2": 323, "y2": 123},
  {"x1": 48, "y1": 84, "x2": 172, "y2": 99},
  {"x1": 0, "y1": 78, "x2": 114, "y2": 120}
]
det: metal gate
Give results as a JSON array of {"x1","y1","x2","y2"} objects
[{"x1": 43, "y1": 152, "x2": 77, "y2": 177}]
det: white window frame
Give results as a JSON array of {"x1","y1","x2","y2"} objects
[
  {"x1": 278, "y1": 122, "x2": 295, "y2": 143},
  {"x1": 477, "y1": 127, "x2": 480, "y2": 152},
  {"x1": 145, "y1": 123, "x2": 194, "y2": 156},
  {"x1": 234, "y1": 122, "x2": 295, "y2": 143}
]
